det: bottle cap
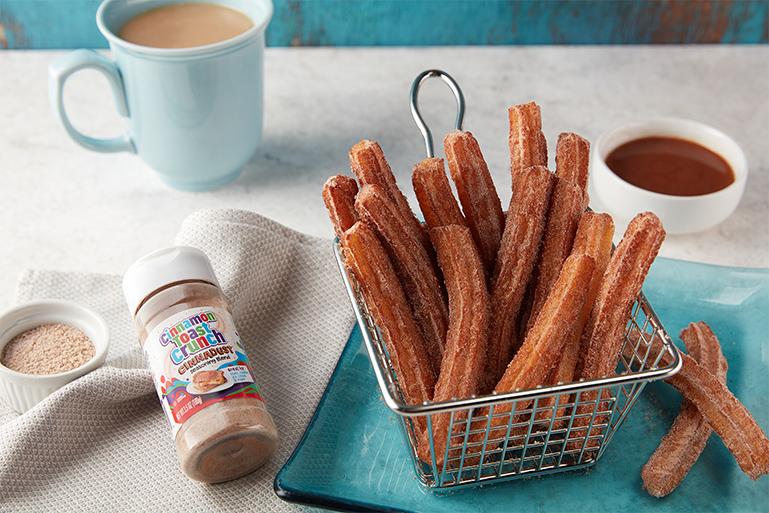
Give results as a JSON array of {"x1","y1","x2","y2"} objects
[{"x1": 122, "y1": 246, "x2": 219, "y2": 316}]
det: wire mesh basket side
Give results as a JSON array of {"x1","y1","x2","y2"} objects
[
  {"x1": 413, "y1": 298, "x2": 671, "y2": 488},
  {"x1": 413, "y1": 379, "x2": 641, "y2": 488}
]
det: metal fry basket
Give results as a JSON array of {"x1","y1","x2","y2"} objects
[
  {"x1": 335, "y1": 241, "x2": 681, "y2": 490},
  {"x1": 336, "y1": 69, "x2": 682, "y2": 491}
]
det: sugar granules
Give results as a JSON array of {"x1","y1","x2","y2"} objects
[{"x1": 1, "y1": 323, "x2": 95, "y2": 375}]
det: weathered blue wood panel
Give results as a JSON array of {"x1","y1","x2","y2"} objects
[{"x1": 1, "y1": 0, "x2": 767, "y2": 49}]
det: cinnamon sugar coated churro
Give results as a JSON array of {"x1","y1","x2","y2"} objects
[
  {"x1": 642, "y1": 322, "x2": 728, "y2": 497},
  {"x1": 412, "y1": 157, "x2": 466, "y2": 229},
  {"x1": 482, "y1": 165, "x2": 554, "y2": 392},
  {"x1": 419, "y1": 225, "x2": 490, "y2": 465},
  {"x1": 461, "y1": 253, "x2": 595, "y2": 456},
  {"x1": 566, "y1": 212, "x2": 615, "y2": 380},
  {"x1": 666, "y1": 352, "x2": 769, "y2": 480},
  {"x1": 555, "y1": 132, "x2": 590, "y2": 192},
  {"x1": 486, "y1": 254, "x2": 595, "y2": 432},
  {"x1": 572, "y1": 212, "x2": 665, "y2": 444},
  {"x1": 509, "y1": 102, "x2": 547, "y2": 178},
  {"x1": 581, "y1": 212, "x2": 666, "y2": 381},
  {"x1": 355, "y1": 185, "x2": 448, "y2": 375},
  {"x1": 526, "y1": 133, "x2": 591, "y2": 330},
  {"x1": 343, "y1": 223, "x2": 435, "y2": 417},
  {"x1": 444, "y1": 130, "x2": 504, "y2": 275},
  {"x1": 547, "y1": 212, "x2": 614, "y2": 414},
  {"x1": 527, "y1": 176, "x2": 587, "y2": 332},
  {"x1": 322, "y1": 175, "x2": 358, "y2": 238},
  {"x1": 349, "y1": 139, "x2": 431, "y2": 251}
]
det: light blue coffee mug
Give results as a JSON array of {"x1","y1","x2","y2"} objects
[{"x1": 49, "y1": 0, "x2": 273, "y2": 191}]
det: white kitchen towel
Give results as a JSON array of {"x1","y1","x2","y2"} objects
[{"x1": 0, "y1": 209, "x2": 355, "y2": 512}]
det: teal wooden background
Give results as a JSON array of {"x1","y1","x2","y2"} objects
[{"x1": 1, "y1": 0, "x2": 767, "y2": 49}]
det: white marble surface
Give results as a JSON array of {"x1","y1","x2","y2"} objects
[{"x1": 1, "y1": 46, "x2": 767, "y2": 308}]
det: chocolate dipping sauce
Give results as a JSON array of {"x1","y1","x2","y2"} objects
[{"x1": 605, "y1": 137, "x2": 734, "y2": 196}]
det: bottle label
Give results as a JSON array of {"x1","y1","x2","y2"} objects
[{"x1": 144, "y1": 306, "x2": 262, "y2": 436}]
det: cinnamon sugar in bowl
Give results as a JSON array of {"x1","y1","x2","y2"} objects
[
  {"x1": 2, "y1": 323, "x2": 95, "y2": 375},
  {"x1": 0, "y1": 300, "x2": 109, "y2": 413}
]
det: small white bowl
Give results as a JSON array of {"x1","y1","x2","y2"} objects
[
  {"x1": 591, "y1": 118, "x2": 747, "y2": 234},
  {"x1": 0, "y1": 300, "x2": 109, "y2": 413}
]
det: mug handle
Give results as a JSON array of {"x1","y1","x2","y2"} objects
[{"x1": 48, "y1": 49, "x2": 135, "y2": 153}]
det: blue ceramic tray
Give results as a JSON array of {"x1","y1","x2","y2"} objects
[{"x1": 275, "y1": 258, "x2": 769, "y2": 512}]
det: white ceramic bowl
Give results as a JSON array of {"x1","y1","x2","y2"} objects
[
  {"x1": 591, "y1": 118, "x2": 747, "y2": 234},
  {"x1": 0, "y1": 300, "x2": 109, "y2": 413}
]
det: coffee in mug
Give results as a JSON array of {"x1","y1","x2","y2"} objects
[{"x1": 119, "y1": 3, "x2": 254, "y2": 48}]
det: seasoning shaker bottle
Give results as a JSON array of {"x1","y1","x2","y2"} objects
[{"x1": 122, "y1": 246, "x2": 279, "y2": 483}]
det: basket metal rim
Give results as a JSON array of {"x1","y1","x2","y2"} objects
[{"x1": 334, "y1": 240, "x2": 682, "y2": 417}]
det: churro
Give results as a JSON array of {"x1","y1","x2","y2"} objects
[
  {"x1": 562, "y1": 212, "x2": 615, "y2": 383},
  {"x1": 419, "y1": 225, "x2": 490, "y2": 466},
  {"x1": 508, "y1": 102, "x2": 548, "y2": 179},
  {"x1": 322, "y1": 175, "x2": 358, "y2": 238},
  {"x1": 555, "y1": 132, "x2": 590, "y2": 193},
  {"x1": 642, "y1": 322, "x2": 727, "y2": 497},
  {"x1": 412, "y1": 157, "x2": 466, "y2": 229},
  {"x1": 537, "y1": 212, "x2": 615, "y2": 423},
  {"x1": 525, "y1": 133, "x2": 590, "y2": 330},
  {"x1": 669, "y1": 358, "x2": 769, "y2": 480},
  {"x1": 444, "y1": 130, "x2": 504, "y2": 275},
  {"x1": 481, "y1": 254, "x2": 595, "y2": 443},
  {"x1": 349, "y1": 139, "x2": 431, "y2": 252},
  {"x1": 527, "y1": 177, "x2": 587, "y2": 332},
  {"x1": 639, "y1": 334, "x2": 769, "y2": 480},
  {"x1": 482, "y1": 165, "x2": 554, "y2": 393},
  {"x1": 356, "y1": 184, "x2": 448, "y2": 374},
  {"x1": 581, "y1": 212, "x2": 666, "y2": 380},
  {"x1": 343, "y1": 222, "x2": 435, "y2": 434},
  {"x1": 572, "y1": 212, "x2": 664, "y2": 445}
]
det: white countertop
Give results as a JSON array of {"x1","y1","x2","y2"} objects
[{"x1": 1, "y1": 46, "x2": 767, "y2": 308}]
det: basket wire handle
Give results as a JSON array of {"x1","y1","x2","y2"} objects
[{"x1": 409, "y1": 69, "x2": 465, "y2": 158}]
